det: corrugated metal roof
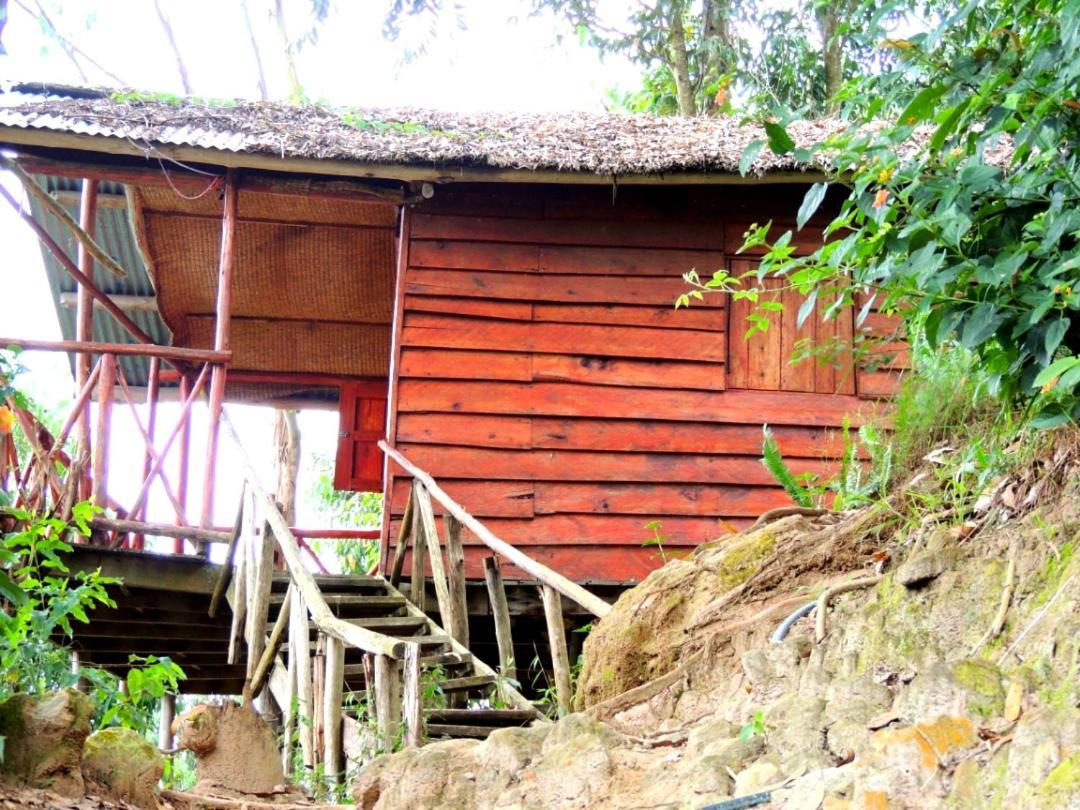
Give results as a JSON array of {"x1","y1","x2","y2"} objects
[{"x1": 28, "y1": 175, "x2": 173, "y2": 388}]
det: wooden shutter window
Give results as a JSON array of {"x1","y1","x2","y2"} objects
[{"x1": 334, "y1": 381, "x2": 389, "y2": 492}]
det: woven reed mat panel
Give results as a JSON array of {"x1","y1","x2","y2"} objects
[
  {"x1": 186, "y1": 316, "x2": 391, "y2": 377},
  {"x1": 136, "y1": 185, "x2": 398, "y2": 227},
  {"x1": 142, "y1": 213, "x2": 395, "y2": 331},
  {"x1": 222, "y1": 381, "x2": 338, "y2": 405}
]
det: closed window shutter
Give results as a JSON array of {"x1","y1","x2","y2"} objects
[{"x1": 333, "y1": 382, "x2": 389, "y2": 492}]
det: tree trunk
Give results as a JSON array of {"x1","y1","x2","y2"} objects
[
  {"x1": 272, "y1": 0, "x2": 304, "y2": 101},
  {"x1": 153, "y1": 0, "x2": 192, "y2": 94},
  {"x1": 667, "y1": 4, "x2": 696, "y2": 117},
  {"x1": 274, "y1": 409, "x2": 300, "y2": 526},
  {"x1": 240, "y1": 0, "x2": 269, "y2": 100},
  {"x1": 700, "y1": 0, "x2": 737, "y2": 111},
  {"x1": 816, "y1": 2, "x2": 843, "y2": 114}
]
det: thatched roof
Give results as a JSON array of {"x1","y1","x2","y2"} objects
[{"x1": 0, "y1": 83, "x2": 842, "y2": 177}]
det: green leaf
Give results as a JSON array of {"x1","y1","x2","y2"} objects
[
  {"x1": 797, "y1": 183, "x2": 829, "y2": 230},
  {"x1": 1033, "y1": 356, "x2": 1080, "y2": 389},
  {"x1": 763, "y1": 122, "x2": 795, "y2": 156},
  {"x1": 126, "y1": 668, "x2": 144, "y2": 700},
  {"x1": 897, "y1": 84, "x2": 946, "y2": 125},
  {"x1": 930, "y1": 97, "x2": 971, "y2": 152},
  {"x1": 739, "y1": 140, "x2": 766, "y2": 176},
  {"x1": 1044, "y1": 317, "x2": 1070, "y2": 359},
  {"x1": 0, "y1": 571, "x2": 27, "y2": 607},
  {"x1": 960, "y1": 303, "x2": 1004, "y2": 348}
]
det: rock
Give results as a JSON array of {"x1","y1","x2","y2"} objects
[
  {"x1": 899, "y1": 659, "x2": 1005, "y2": 721},
  {"x1": 1001, "y1": 705, "x2": 1080, "y2": 807},
  {"x1": 0, "y1": 689, "x2": 94, "y2": 797},
  {"x1": 174, "y1": 701, "x2": 284, "y2": 795},
  {"x1": 684, "y1": 715, "x2": 738, "y2": 757},
  {"x1": 851, "y1": 716, "x2": 979, "y2": 806},
  {"x1": 694, "y1": 734, "x2": 765, "y2": 773},
  {"x1": 896, "y1": 549, "x2": 950, "y2": 588},
  {"x1": 734, "y1": 759, "x2": 780, "y2": 797},
  {"x1": 82, "y1": 727, "x2": 164, "y2": 809},
  {"x1": 763, "y1": 695, "x2": 827, "y2": 760}
]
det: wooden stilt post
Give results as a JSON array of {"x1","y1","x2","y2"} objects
[
  {"x1": 199, "y1": 170, "x2": 239, "y2": 548},
  {"x1": 290, "y1": 590, "x2": 315, "y2": 769},
  {"x1": 322, "y1": 636, "x2": 345, "y2": 781},
  {"x1": 443, "y1": 515, "x2": 469, "y2": 648},
  {"x1": 281, "y1": 636, "x2": 298, "y2": 775},
  {"x1": 91, "y1": 354, "x2": 115, "y2": 512},
  {"x1": 135, "y1": 356, "x2": 161, "y2": 549},
  {"x1": 409, "y1": 512, "x2": 427, "y2": 612},
  {"x1": 244, "y1": 515, "x2": 275, "y2": 704},
  {"x1": 159, "y1": 694, "x2": 176, "y2": 751},
  {"x1": 389, "y1": 486, "x2": 415, "y2": 588},
  {"x1": 75, "y1": 178, "x2": 97, "y2": 501},
  {"x1": 540, "y1": 585, "x2": 572, "y2": 718},
  {"x1": 312, "y1": 634, "x2": 325, "y2": 766},
  {"x1": 484, "y1": 556, "x2": 516, "y2": 685},
  {"x1": 413, "y1": 486, "x2": 458, "y2": 640},
  {"x1": 401, "y1": 642, "x2": 422, "y2": 748},
  {"x1": 175, "y1": 372, "x2": 192, "y2": 554},
  {"x1": 373, "y1": 654, "x2": 400, "y2": 753}
]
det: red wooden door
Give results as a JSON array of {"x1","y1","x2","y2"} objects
[{"x1": 334, "y1": 381, "x2": 389, "y2": 492}]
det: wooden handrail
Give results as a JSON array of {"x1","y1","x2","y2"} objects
[
  {"x1": 223, "y1": 410, "x2": 405, "y2": 658},
  {"x1": 379, "y1": 441, "x2": 613, "y2": 618}
]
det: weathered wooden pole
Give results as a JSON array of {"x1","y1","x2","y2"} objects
[
  {"x1": 136, "y1": 356, "x2": 161, "y2": 547},
  {"x1": 289, "y1": 590, "x2": 315, "y2": 769},
  {"x1": 413, "y1": 486, "x2": 459, "y2": 641},
  {"x1": 199, "y1": 170, "x2": 239, "y2": 543},
  {"x1": 159, "y1": 694, "x2": 175, "y2": 751},
  {"x1": 373, "y1": 654, "x2": 401, "y2": 753},
  {"x1": 175, "y1": 372, "x2": 192, "y2": 554},
  {"x1": 401, "y1": 642, "x2": 422, "y2": 748},
  {"x1": 540, "y1": 585, "x2": 573, "y2": 717},
  {"x1": 484, "y1": 556, "x2": 517, "y2": 684},
  {"x1": 322, "y1": 636, "x2": 345, "y2": 781},
  {"x1": 75, "y1": 178, "x2": 98, "y2": 500},
  {"x1": 443, "y1": 514, "x2": 469, "y2": 648},
  {"x1": 91, "y1": 353, "x2": 115, "y2": 510}
]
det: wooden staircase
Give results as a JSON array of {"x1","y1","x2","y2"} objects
[
  {"x1": 269, "y1": 574, "x2": 539, "y2": 744},
  {"x1": 218, "y1": 411, "x2": 612, "y2": 781}
]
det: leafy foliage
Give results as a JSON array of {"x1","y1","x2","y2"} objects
[
  {"x1": 306, "y1": 454, "x2": 381, "y2": 574},
  {"x1": 734, "y1": 0, "x2": 1080, "y2": 425},
  {"x1": 761, "y1": 426, "x2": 814, "y2": 507},
  {"x1": 0, "y1": 501, "x2": 116, "y2": 698}
]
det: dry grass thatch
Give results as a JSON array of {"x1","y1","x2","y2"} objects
[{"x1": 1, "y1": 83, "x2": 847, "y2": 177}]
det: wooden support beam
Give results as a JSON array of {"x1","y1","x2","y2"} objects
[
  {"x1": 413, "y1": 485, "x2": 458, "y2": 641},
  {"x1": 127, "y1": 364, "x2": 210, "y2": 522},
  {"x1": 88, "y1": 517, "x2": 227, "y2": 544},
  {"x1": 281, "y1": 642, "x2": 298, "y2": 774},
  {"x1": 74, "y1": 178, "x2": 97, "y2": 498},
  {"x1": 59, "y1": 292, "x2": 158, "y2": 312},
  {"x1": 409, "y1": 512, "x2": 426, "y2": 612},
  {"x1": 1, "y1": 157, "x2": 128, "y2": 278},
  {"x1": 0, "y1": 337, "x2": 230, "y2": 364},
  {"x1": 91, "y1": 353, "x2": 115, "y2": 508},
  {"x1": 52, "y1": 357, "x2": 101, "y2": 458},
  {"x1": 322, "y1": 636, "x2": 345, "y2": 781},
  {"x1": 138, "y1": 357, "x2": 161, "y2": 530},
  {"x1": 244, "y1": 516, "x2": 276, "y2": 703},
  {"x1": 113, "y1": 364, "x2": 187, "y2": 529},
  {"x1": 484, "y1": 556, "x2": 516, "y2": 685},
  {"x1": 540, "y1": 584, "x2": 573, "y2": 718},
  {"x1": 176, "y1": 372, "x2": 192, "y2": 554},
  {"x1": 401, "y1": 642, "x2": 422, "y2": 749},
  {"x1": 0, "y1": 187, "x2": 161, "y2": 349},
  {"x1": 373, "y1": 654, "x2": 401, "y2": 752},
  {"x1": 443, "y1": 514, "x2": 469, "y2": 649},
  {"x1": 159, "y1": 694, "x2": 175, "y2": 751},
  {"x1": 290, "y1": 590, "x2": 315, "y2": 769},
  {"x1": 312, "y1": 634, "x2": 325, "y2": 764},
  {"x1": 209, "y1": 494, "x2": 246, "y2": 619},
  {"x1": 250, "y1": 587, "x2": 291, "y2": 698},
  {"x1": 227, "y1": 527, "x2": 248, "y2": 666},
  {"x1": 199, "y1": 169, "x2": 239, "y2": 539},
  {"x1": 388, "y1": 485, "x2": 414, "y2": 588},
  {"x1": 380, "y1": 442, "x2": 613, "y2": 618}
]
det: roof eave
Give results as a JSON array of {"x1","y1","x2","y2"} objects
[{"x1": 0, "y1": 125, "x2": 827, "y2": 186}]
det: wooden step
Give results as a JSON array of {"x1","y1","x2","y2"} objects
[
  {"x1": 270, "y1": 593, "x2": 406, "y2": 611},
  {"x1": 441, "y1": 674, "x2": 495, "y2": 692},
  {"x1": 424, "y1": 723, "x2": 503, "y2": 740},
  {"x1": 340, "y1": 616, "x2": 427, "y2": 632},
  {"x1": 421, "y1": 652, "x2": 470, "y2": 669},
  {"x1": 271, "y1": 574, "x2": 387, "y2": 592},
  {"x1": 425, "y1": 708, "x2": 537, "y2": 725}
]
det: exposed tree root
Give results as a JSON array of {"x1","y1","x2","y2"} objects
[{"x1": 814, "y1": 574, "x2": 884, "y2": 643}]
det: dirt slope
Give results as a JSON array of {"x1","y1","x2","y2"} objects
[{"x1": 353, "y1": 435, "x2": 1080, "y2": 809}]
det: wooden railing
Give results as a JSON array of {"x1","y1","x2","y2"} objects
[{"x1": 380, "y1": 441, "x2": 613, "y2": 715}]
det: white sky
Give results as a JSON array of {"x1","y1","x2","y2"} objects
[{"x1": 0, "y1": 1, "x2": 642, "y2": 547}]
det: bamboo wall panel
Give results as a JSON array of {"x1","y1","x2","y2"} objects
[{"x1": 387, "y1": 183, "x2": 887, "y2": 583}]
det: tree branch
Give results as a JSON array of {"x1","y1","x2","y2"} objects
[{"x1": 152, "y1": 0, "x2": 192, "y2": 94}]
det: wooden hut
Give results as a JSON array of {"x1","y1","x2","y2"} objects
[{"x1": 0, "y1": 84, "x2": 903, "y2": 591}]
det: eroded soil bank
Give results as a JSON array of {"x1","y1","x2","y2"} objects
[{"x1": 354, "y1": 436, "x2": 1080, "y2": 809}]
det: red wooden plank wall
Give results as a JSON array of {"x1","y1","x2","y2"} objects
[{"x1": 384, "y1": 184, "x2": 894, "y2": 584}]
